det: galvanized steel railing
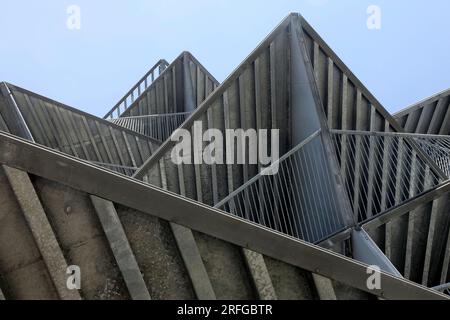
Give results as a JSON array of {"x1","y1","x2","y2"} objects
[
  {"x1": 90, "y1": 161, "x2": 138, "y2": 176},
  {"x1": 433, "y1": 283, "x2": 450, "y2": 295},
  {"x1": 411, "y1": 134, "x2": 450, "y2": 178},
  {"x1": 215, "y1": 130, "x2": 348, "y2": 244},
  {"x1": 110, "y1": 111, "x2": 191, "y2": 141},
  {"x1": 104, "y1": 59, "x2": 169, "y2": 120},
  {"x1": 330, "y1": 130, "x2": 444, "y2": 224}
]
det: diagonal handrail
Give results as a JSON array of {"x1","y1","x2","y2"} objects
[
  {"x1": 411, "y1": 134, "x2": 450, "y2": 178},
  {"x1": 104, "y1": 59, "x2": 169, "y2": 119},
  {"x1": 110, "y1": 111, "x2": 192, "y2": 141},
  {"x1": 216, "y1": 129, "x2": 349, "y2": 244},
  {"x1": 330, "y1": 129, "x2": 446, "y2": 224}
]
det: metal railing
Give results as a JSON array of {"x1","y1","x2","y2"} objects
[
  {"x1": 330, "y1": 130, "x2": 443, "y2": 223},
  {"x1": 90, "y1": 161, "x2": 138, "y2": 177},
  {"x1": 110, "y1": 111, "x2": 192, "y2": 141},
  {"x1": 433, "y1": 283, "x2": 450, "y2": 296},
  {"x1": 215, "y1": 130, "x2": 348, "y2": 244},
  {"x1": 104, "y1": 59, "x2": 169, "y2": 120},
  {"x1": 411, "y1": 134, "x2": 450, "y2": 178}
]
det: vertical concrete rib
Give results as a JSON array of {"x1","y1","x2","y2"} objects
[
  {"x1": 169, "y1": 223, "x2": 216, "y2": 299},
  {"x1": 312, "y1": 274, "x2": 337, "y2": 300},
  {"x1": 90, "y1": 195, "x2": 151, "y2": 300},
  {"x1": 3, "y1": 165, "x2": 81, "y2": 300},
  {"x1": 242, "y1": 249, "x2": 277, "y2": 300},
  {"x1": 440, "y1": 227, "x2": 450, "y2": 284},
  {"x1": 421, "y1": 199, "x2": 439, "y2": 285},
  {"x1": 0, "y1": 281, "x2": 4, "y2": 300}
]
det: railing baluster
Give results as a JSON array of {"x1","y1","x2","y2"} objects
[
  {"x1": 103, "y1": 59, "x2": 169, "y2": 119},
  {"x1": 108, "y1": 111, "x2": 192, "y2": 141},
  {"x1": 330, "y1": 130, "x2": 445, "y2": 225},
  {"x1": 213, "y1": 129, "x2": 446, "y2": 244}
]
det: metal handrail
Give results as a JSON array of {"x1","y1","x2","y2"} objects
[
  {"x1": 110, "y1": 111, "x2": 192, "y2": 142},
  {"x1": 411, "y1": 135, "x2": 450, "y2": 178},
  {"x1": 104, "y1": 59, "x2": 169, "y2": 119},
  {"x1": 216, "y1": 130, "x2": 348, "y2": 244},
  {"x1": 330, "y1": 130, "x2": 443, "y2": 223},
  {"x1": 215, "y1": 130, "x2": 322, "y2": 208},
  {"x1": 90, "y1": 161, "x2": 138, "y2": 176},
  {"x1": 432, "y1": 283, "x2": 450, "y2": 295}
]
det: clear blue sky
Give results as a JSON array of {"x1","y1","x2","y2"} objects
[{"x1": 0, "y1": 1, "x2": 449, "y2": 117}]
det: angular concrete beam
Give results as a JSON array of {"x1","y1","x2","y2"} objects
[
  {"x1": 3, "y1": 165, "x2": 81, "y2": 300},
  {"x1": 312, "y1": 274, "x2": 337, "y2": 300},
  {"x1": 169, "y1": 223, "x2": 216, "y2": 299},
  {"x1": 242, "y1": 249, "x2": 277, "y2": 300},
  {"x1": 90, "y1": 196, "x2": 151, "y2": 300}
]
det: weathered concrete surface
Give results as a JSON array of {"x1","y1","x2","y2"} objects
[
  {"x1": 0, "y1": 167, "x2": 57, "y2": 299},
  {"x1": 263, "y1": 256, "x2": 315, "y2": 300},
  {"x1": 3, "y1": 166, "x2": 81, "y2": 300},
  {"x1": 171, "y1": 225, "x2": 216, "y2": 299},
  {"x1": 193, "y1": 231, "x2": 255, "y2": 299},
  {"x1": 332, "y1": 280, "x2": 372, "y2": 300},
  {"x1": 312, "y1": 274, "x2": 337, "y2": 300},
  {"x1": 33, "y1": 176, "x2": 129, "y2": 300},
  {"x1": 242, "y1": 249, "x2": 277, "y2": 299},
  {"x1": 116, "y1": 206, "x2": 197, "y2": 299},
  {"x1": 146, "y1": 156, "x2": 216, "y2": 300},
  {"x1": 91, "y1": 196, "x2": 151, "y2": 300}
]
